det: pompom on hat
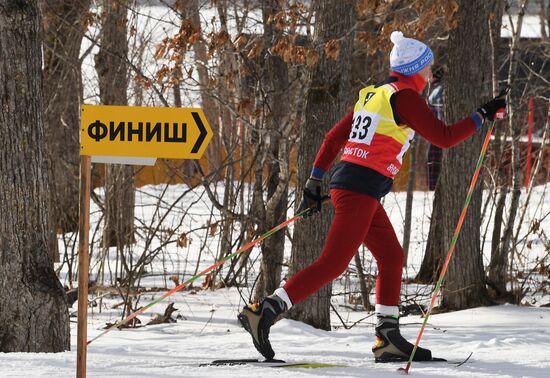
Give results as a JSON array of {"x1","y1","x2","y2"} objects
[{"x1": 389, "y1": 31, "x2": 433, "y2": 76}]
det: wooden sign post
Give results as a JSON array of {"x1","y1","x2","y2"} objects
[
  {"x1": 76, "y1": 105, "x2": 212, "y2": 378},
  {"x1": 76, "y1": 155, "x2": 91, "y2": 378}
]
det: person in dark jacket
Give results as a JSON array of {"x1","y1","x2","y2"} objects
[
  {"x1": 426, "y1": 74, "x2": 444, "y2": 190},
  {"x1": 238, "y1": 31, "x2": 506, "y2": 362}
]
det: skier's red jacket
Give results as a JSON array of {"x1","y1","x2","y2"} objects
[{"x1": 310, "y1": 72, "x2": 482, "y2": 198}]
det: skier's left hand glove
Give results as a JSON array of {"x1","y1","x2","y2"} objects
[
  {"x1": 297, "y1": 178, "x2": 323, "y2": 218},
  {"x1": 477, "y1": 88, "x2": 508, "y2": 121}
]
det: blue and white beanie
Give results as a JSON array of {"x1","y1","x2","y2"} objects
[{"x1": 389, "y1": 31, "x2": 433, "y2": 76}]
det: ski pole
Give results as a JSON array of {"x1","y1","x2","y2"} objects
[
  {"x1": 398, "y1": 120, "x2": 497, "y2": 375},
  {"x1": 87, "y1": 196, "x2": 330, "y2": 345}
]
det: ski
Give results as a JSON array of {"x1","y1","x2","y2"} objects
[
  {"x1": 199, "y1": 358, "x2": 346, "y2": 369},
  {"x1": 450, "y1": 351, "x2": 473, "y2": 367},
  {"x1": 427, "y1": 352, "x2": 472, "y2": 367},
  {"x1": 201, "y1": 352, "x2": 471, "y2": 369},
  {"x1": 400, "y1": 352, "x2": 473, "y2": 367},
  {"x1": 381, "y1": 352, "x2": 473, "y2": 367},
  {"x1": 204, "y1": 352, "x2": 473, "y2": 369}
]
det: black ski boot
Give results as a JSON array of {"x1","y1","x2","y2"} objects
[
  {"x1": 372, "y1": 315, "x2": 432, "y2": 362},
  {"x1": 238, "y1": 295, "x2": 287, "y2": 360}
]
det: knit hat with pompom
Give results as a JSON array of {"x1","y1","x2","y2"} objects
[{"x1": 389, "y1": 31, "x2": 433, "y2": 76}]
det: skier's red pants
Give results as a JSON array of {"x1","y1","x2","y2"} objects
[{"x1": 284, "y1": 188, "x2": 404, "y2": 306}]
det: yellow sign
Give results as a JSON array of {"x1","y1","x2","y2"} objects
[{"x1": 80, "y1": 104, "x2": 212, "y2": 159}]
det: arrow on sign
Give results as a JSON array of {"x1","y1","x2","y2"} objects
[{"x1": 191, "y1": 111, "x2": 207, "y2": 154}]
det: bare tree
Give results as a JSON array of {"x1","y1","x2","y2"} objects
[
  {"x1": 485, "y1": 0, "x2": 508, "y2": 298},
  {"x1": 288, "y1": 0, "x2": 356, "y2": 330},
  {"x1": 187, "y1": 0, "x2": 223, "y2": 171},
  {"x1": 0, "y1": 0, "x2": 69, "y2": 352},
  {"x1": 210, "y1": 0, "x2": 248, "y2": 289},
  {"x1": 95, "y1": 0, "x2": 135, "y2": 254},
  {"x1": 489, "y1": 0, "x2": 529, "y2": 298},
  {"x1": 41, "y1": 0, "x2": 91, "y2": 248},
  {"x1": 250, "y1": 0, "x2": 291, "y2": 301}
]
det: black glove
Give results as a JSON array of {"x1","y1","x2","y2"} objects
[
  {"x1": 297, "y1": 178, "x2": 323, "y2": 218},
  {"x1": 477, "y1": 91, "x2": 507, "y2": 121}
]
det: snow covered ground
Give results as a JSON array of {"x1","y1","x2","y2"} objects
[
  {"x1": 0, "y1": 293, "x2": 549, "y2": 377},
  {"x1": 1, "y1": 183, "x2": 549, "y2": 377}
]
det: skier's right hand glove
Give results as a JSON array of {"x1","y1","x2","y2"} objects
[
  {"x1": 297, "y1": 178, "x2": 323, "y2": 218},
  {"x1": 477, "y1": 89, "x2": 508, "y2": 121}
]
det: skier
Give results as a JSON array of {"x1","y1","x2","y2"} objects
[{"x1": 238, "y1": 31, "x2": 506, "y2": 362}]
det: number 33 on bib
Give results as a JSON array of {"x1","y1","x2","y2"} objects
[{"x1": 341, "y1": 84, "x2": 414, "y2": 179}]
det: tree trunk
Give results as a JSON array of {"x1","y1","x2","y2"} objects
[
  {"x1": 41, "y1": 0, "x2": 91, "y2": 256},
  {"x1": 402, "y1": 136, "x2": 418, "y2": 266},
  {"x1": 354, "y1": 252, "x2": 373, "y2": 311},
  {"x1": 416, "y1": 190, "x2": 445, "y2": 283},
  {"x1": 288, "y1": 0, "x2": 355, "y2": 330},
  {"x1": 210, "y1": 1, "x2": 241, "y2": 288},
  {"x1": 0, "y1": 0, "x2": 70, "y2": 352},
  {"x1": 484, "y1": 0, "x2": 506, "y2": 296},
  {"x1": 252, "y1": 0, "x2": 290, "y2": 301},
  {"x1": 537, "y1": 0, "x2": 548, "y2": 39},
  {"x1": 95, "y1": 0, "x2": 135, "y2": 251},
  {"x1": 188, "y1": 0, "x2": 222, "y2": 173},
  {"x1": 431, "y1": 0, "x2": 497, "y2": 310},
  {"x1": 489, "y1": 0, "x2": 527, "y2": 298}
]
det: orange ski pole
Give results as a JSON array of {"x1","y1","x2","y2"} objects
[{"x1": 399, "y1": 119, "x2": 497, "y2": 374}]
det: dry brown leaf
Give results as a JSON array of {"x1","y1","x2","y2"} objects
[
  {"x1": 356, "y1": 31, "x2": 371, "y2": 44},
  {"x1": 306, "y1": 49, "x2": 320, "y2": 66},
  {"x1": 155, "y1": 65, "x2": 171, "y2": 84},
  {"x1": 239, "y1": 61, "x2": 252, "y2": 76},
  {"x1": 356, "y1": 0, "x2": 370, "y2": 17},
  {"x1": 154, "y1": 40, "x2": 168, "y2": 61},
  {"x1": 234, "y1": 33, "x2": 248, "y2": 49},
  {"x1": 292, "y1": 46, "x2": 307, "y2": 64},
  {"x1": 324, "y1": 39, "x2": 341, "y2": 60},
  {"x1": 169, "y1": 275, "x2": 180, "y2": 286},
  {"x1": 273, "y1": 11, "x2": 286, "y2": 31},
  {"x1": 247, "y1": 39, "x2": 264, "y2": 59},
  {"x1": 171, "y1": 52, "x2": 183, "y2": 65},
  {"x1": 176, "y1": 232, "x2": 189, "y2": 248},
  {"x1": 237, "y1": 98, "x2": 255, "y2": 116},
  {"x1": 246, "y1": 226, "x2": 256, "y2": 242},
  {"x1": 80, "y1": 11, "x2": 97, "y2": 30},
  {"x1": 209, "y1": 222, "x2": 218, "y2": 236},
  {"x1": 189, "y1": 31, "x2": 201, "y2": 45},
  {"x1": 202, "y1": 273, "x2": 214, "y2": 289}
]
